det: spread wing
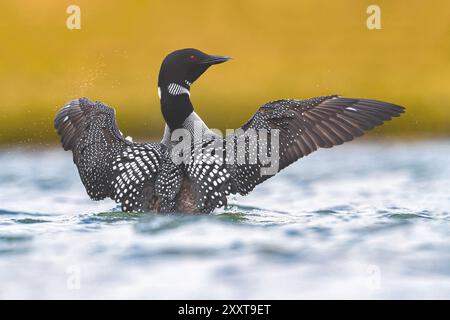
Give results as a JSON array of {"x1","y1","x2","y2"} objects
[
  {"x1": 228, "y1": 95, "x2": 405, "y2": 195},
  {"x1": 54, "y1": 98, "x2": 163, "y2": 212},
  {"x1": 185, "y1": 95, "x2": 404, "y2": 211}
]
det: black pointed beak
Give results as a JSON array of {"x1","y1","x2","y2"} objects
[{"x1": 200, "y1": 55, "x2": 232, "y2": 65}]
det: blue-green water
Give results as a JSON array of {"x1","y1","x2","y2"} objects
[{"x1": 0, "y1": 140, "x2": 449, "y2": 299}]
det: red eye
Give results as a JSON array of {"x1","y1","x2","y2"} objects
[{"x1": 189, "y1": 55, "x2": 196, "y2": 60}]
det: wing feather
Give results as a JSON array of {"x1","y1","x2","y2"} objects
[
  {"x1": 223, "y1": 95, "x2": 405, "y2": 196},
  {"x1": 54, "y1": 98, "x2": 163, "y2": 211}
]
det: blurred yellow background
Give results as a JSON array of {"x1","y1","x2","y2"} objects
[{"x1": 0, "y1": 0, "x2": 449, "y2": 146}]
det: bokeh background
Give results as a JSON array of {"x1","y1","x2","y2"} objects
[{"x1": 0, "y1": 0, "x2": 449, "y2": 146}]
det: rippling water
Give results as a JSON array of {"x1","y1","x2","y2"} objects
[{"x1": 0, "y1": 140, "x2": 449, "y2": 299}]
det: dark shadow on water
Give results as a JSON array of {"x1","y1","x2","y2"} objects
[
  {"x1": 312, "y1": 204, "x2": 355, "y2": 215},
  {"x1": 79, "y1": 211, "x2": 146, "y2": 224},
  {"x1": 134, "y1": 211, "x2": 252, "y2": 235},
  {"x1": 121, "y1": 245, "x2": 221, "y2": 262},
  {"x1": 77, "y1": 203, "x2": 282, "y2": 233},
  {"x1": 224, "y1": 203, "x2": 289, "y2": 215},
  {"x1": 0, "y1": 234, "x2": 32, "y2": 243},
  {"x1": 387, "y1": 213, "x2": 432, "y2": 220},
  {"x1": 134, "y1": 214, "x2": 201, "y2": 234},
  {"x1": 254, "y1": 244, "x2": 306, "y2": 263},
  {"x1": 0, "y1": 234, "x2": 33, "y2": 257},
  {"x1": 0, "y1": 208, "x2": 51, "y2": 217},
  {"x1": 378, "y1": 207, "x2": 435, "y2": 220},
  {"x1": 215, "y1": 212, "x2": 248, "y2": 223},
  {"x1": 14, "y1": 218, "x2": 50, "y2": 224}
]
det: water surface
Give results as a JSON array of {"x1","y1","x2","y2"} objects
[{"x1": 0, "y1": 140, "x2": 449, "y2": 299}]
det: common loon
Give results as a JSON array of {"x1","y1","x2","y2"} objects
[{"x1": 54, "y1": 48, "x2": 404, "y2": 213}]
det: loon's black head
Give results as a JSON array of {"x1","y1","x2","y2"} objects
[
  {"x1": 158, "y1": 48, "x2": 231, "y2": 130},
  {"x1": 158, "y1": 48, "x2": 230, "y2": 88}
]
